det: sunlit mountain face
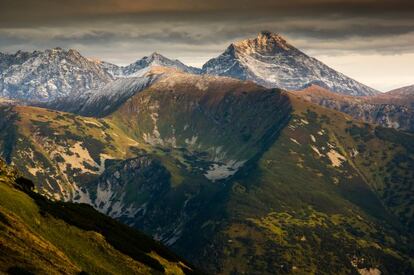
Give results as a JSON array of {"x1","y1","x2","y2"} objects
[{"x1": 0, "y1": 1, "x2": 413, "y2": 274}]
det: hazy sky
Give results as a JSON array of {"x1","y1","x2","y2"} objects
[{"x1": 1, "y1": 0, "x2": 414, "y2": 91}]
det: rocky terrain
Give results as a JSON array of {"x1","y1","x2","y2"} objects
[
  {"x1": 0, "y1": 48, "x2": 114, "y2": 101},
  {"x1": 296, "y1": 84, "x2": 414, "y2": 132},
  {"x1": 116, "y1": 52, "x2": 201, "y2": 77},
  {"x1": 41, "y1": 70, "x2": 162, "y2": 117},
  {"x1": 202, "y1": 31, "x2": 378, "y2": 96},
  {"x1": 0, "y1": 49, "x2": 200, "y2": 102}
]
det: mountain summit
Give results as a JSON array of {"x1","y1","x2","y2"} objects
[
  {"x1": 121, "y1": 52, "x2": 201, "y2": 77},
  {"x1": 0, "y1": 48, "x2": 114, "y2": 101},
  {"x1": 239, "y1": 31, "x2": 295, "y2": 54},
  {"x1": 202, "y1": 32, "x2": 378, "y2": 96},
  {"x1": 0, "y1": 49, "x2": 200, "y2": 101}
]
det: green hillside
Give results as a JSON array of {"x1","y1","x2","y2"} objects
[
  {"x1": 0, "y1": 159, "x2": 197, "y2": 274},
  {"x1": 187, "y1": 94, "x2": 414, "y2": 274}
]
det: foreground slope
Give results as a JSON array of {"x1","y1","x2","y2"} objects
[
  {"x1": 0, "y1": 159, "x2": 197, "y2": 274},
  {"x1": 296, "y1": 85, "x2": 414, "y2": 132},
  {"x1": 0, "y1": 70, "x2": 413, "y2": 274},
  {"x1": 202, "y1": 31, "x2": 378, "y2": 96}
]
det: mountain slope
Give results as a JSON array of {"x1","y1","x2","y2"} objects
[
  {"x1": 0, "y1": 70, "x2": 290, "y2": 200},
  {"x1": 41, "y1": 69, "x2": 163, "y2": 117},
  {"x1": 296, "y1": 85, "x2": 414, "y2": 132},
  {"x1": 0, "y1": 48, "x2": 114, "y2": 101},
  {"x1": 385, "y1": 84, "x2": 414, "y2": 105},
  {"x1": 0, "y1": 104, "x2": 140, "y2": 202},
  {"x1": 103, "y1": 83, "x2": 414, "y2": 273},
  {"x1": 0, "y1": 51, "x2": 33, "y2": 71},
  {"x1": 0, "y1": 49, "x2": 200, "y2": 102},
  {"x1": 0, "y1": 159, "x2": 197, "y2": 274},
  {"x1": 119, "y1": 52, "x2": 201, "y2": 77},
  {"x1": 202, "y1": 31, "x2": 378, "y2": 96},
  {"x1": 0, "y1": 71, "x2": 413, "y2": 274}
]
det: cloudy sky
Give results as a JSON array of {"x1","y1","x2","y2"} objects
[{"x1": 1, "y1": 0, "x2": 414, "y2": 91}]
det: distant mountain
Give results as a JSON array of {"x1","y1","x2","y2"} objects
[
  {"x1": 384, "y1": 84, "x2": 414, "y2": 105},
  {"x1": 98, "y1": 52, "x2": 201, "y2": 78},
  {"x1": 0, "y1": 159, "x2": 198, "y2": 274},
  {"x1": 0, "y1": 48, "x2": 114, "y2": 101},
  {"x1": 0, "y1": 49, "x2": 200, "y2": 102},
  {"x1": 296, "y1": 85, "x2": 414, "y2": 132},
  {"x1": 118, "y1": 52, "x2": 201, "y2": 77},
  {"x1": 41, "y1": 68, "x2": 165, "y2": 117},
  {"x1": 202, "y1": 31, "x2": 378, "y2": 96},
  {"x1": 0, "y1": 50, "x2": 33, "y2": 71}
]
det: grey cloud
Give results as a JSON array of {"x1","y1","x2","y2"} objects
[{"x1": 0, "y1": 0, "x2": 413, "y2": 68}]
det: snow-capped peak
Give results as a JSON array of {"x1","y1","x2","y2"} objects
[
  {"x1": 121, "y1": 52, "x2": 201, "y2": 77},
  {"x1": 202, "y1": 32, "x2": 378, "y2": 96},
  {"x1": 0, "y1": 48, "x2": 114, "y2": 101}
]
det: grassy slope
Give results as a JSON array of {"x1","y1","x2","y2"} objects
[
  {"x1": 107, "y1": 72, "x2": 291, "y2": 163},
  {"x1": 185, "y1": 93, "x2": 414, "y2": 274},
  {"x1": 0, "y1": 159, "x2": 196, "y2": 275},
  {"x1": 0, "y1": 104, "x2": 142, "y2": 200}
]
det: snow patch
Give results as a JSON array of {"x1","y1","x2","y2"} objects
[
  {"x1": 311, "y1": 145, "x2": 323, "y2": 157},
  {"x1": 310, "y1": 134, "x2": 316, "y2": 142},
  {"x1": 204, "y1": 160, "x2": 246, "y2": 181},
  {"x1": 290, "y1": 138, "x2": 300, "y2": 145}
]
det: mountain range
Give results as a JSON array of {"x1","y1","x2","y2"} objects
[
  {"x1": 0, "y1": 32, "x2": 413, "y2": 274},
  {"x1": 0, "y1": 49, "x2": 199, "y2": 102},
  {"x1": 1, "y1": 31, "x2": 381, "y2": 103}
]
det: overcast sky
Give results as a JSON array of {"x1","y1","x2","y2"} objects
[{"x1": 1, "y1": 0, "x2": 414, "y2": 91}]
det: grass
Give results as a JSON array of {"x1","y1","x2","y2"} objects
[
  {"x1": 0, "y1": 160, "x2": 199, "y2": 274},
  {"x1": 205, "y1": 94, "x2": 414, "y2": 274}
]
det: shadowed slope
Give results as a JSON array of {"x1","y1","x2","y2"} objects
[{"x1": 0, "y1": 159, "x2": 199, "y2": 274}]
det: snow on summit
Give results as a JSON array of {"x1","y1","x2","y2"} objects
[{"x1": 202, "y1": 31, "x2": 378, "y2": 96}]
